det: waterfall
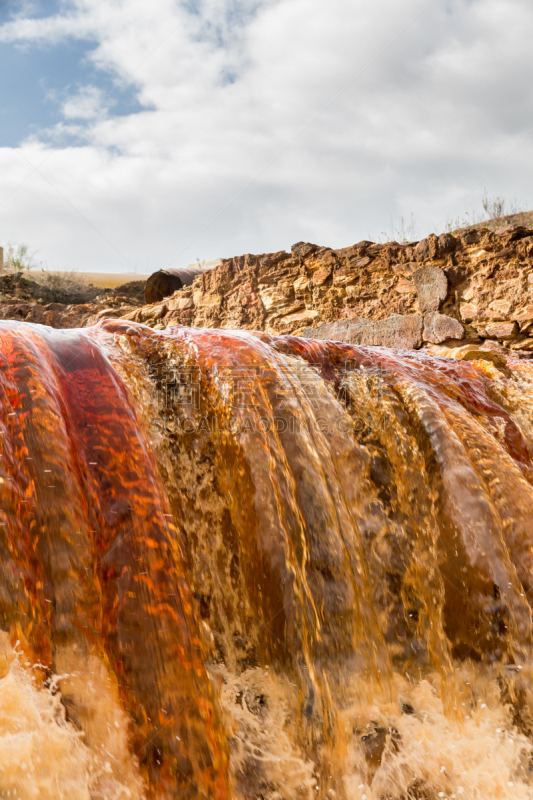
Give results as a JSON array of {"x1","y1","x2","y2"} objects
[{"x1": 0, "y1": 318, "x2": 532, "y2": 799}]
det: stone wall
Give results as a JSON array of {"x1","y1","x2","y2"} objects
[{"x1": 125, "y1": 224, "x2": 533, "y2": 354}]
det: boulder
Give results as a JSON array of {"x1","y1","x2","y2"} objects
[
  {"x1": 412, "y1": 265, "x2": 448, "y2": 312},
  {"x1": 423, "y1": 312, "x2": 464, "y2": 344}
]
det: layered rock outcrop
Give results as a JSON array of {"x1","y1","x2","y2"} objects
[
  {"x1": 122, "y1": 224, "x2": 533, "y2": 354},
  {"x1": 1, "y1": 223, "x2": 532, "y2": 355}
]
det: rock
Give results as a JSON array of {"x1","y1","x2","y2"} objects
[
  {"x1": 445, "y1": 344, "x2": 511, "y2": 374},
  {"x1": 260, "y1": 251, "x2": 291, "y2": 268},
  {"x1": 423, "y1": 312, "x2": 464, "y2": 344},
  {"x1": 438, "y1": 233, "x2": 457, "y2": 254},
  {"x1": 375, "y1": 314, "x2": 424, "y2": 348},
  {"x1": 478, "y1": 340, "x2": 510, "y2": 355},
  {"x1": 462, "y1": 230, "x2": 480, "y2": 245},
  {"x1": 311, "y1": 267, "x2": 332, "y2": 286},
  {"x1": 302, "y1": 318, "x2": 369, "y2": 343},
  {"x1": 495, "y1": 225, "x2": 531, "y2": 241},
  {"x1": 0, "y1": 212, "x2": 530, "y2": 355},
  {"x1": 414, "y1": 234, "x2": 439, "y2": 261},
  {"x1": 395, "y1": 278, "x2": 416, "y2": 294},
  {"x1": 511, "y1": 339, "x2": 533, "y2": 351},
  {"x1": 412, "y1": 265, "x2": 448, "y2": 312},
  {"x1": 414, "y1": 239, "x2": 430, "y2": 260},
  {"x1": 333, "y1": 268, "x2": 358, "y2": 287},
  {"x1": 513, "y1": 304, "x2": 533, "y2": 330},
  {"x1": 484, "y1": 321, "x2": 518, "y2": 339},
  {"x1": 303, "y1": 313, "x2": 423, "y2": 349},
  {"x1": 488, "y1": 299, "x2": 512, "y2": 316},
  {"x1": 291, "y1": 242, "x2": 319, "y2": 259},
  {"x1": 277, "y1": 308, "x2": 320, "y2": 331},
  {"x1": 168, "y1": 295, "x2": 194, "y2": 311},
  {"x1": 259, "y1": 283, "x2": 294, "y2": 312},
  {"x1": 460, "y1": 303, "x2": 479, "y2": 322},
  {"x1": 120, "y1": 230, "x2": 530, "y2": 343}
]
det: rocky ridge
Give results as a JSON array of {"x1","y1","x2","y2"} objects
[
  {"x1": 1, "y1": 224, "x2": 532, "y2": 357},
  {"x1": 121, "y1": 224, "x2": 533, "y2": 355}
]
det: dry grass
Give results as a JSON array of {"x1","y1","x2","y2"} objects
[
  {"x1": 66, "y1": 271, "x2": 150, "y2": 289},
  {"x1": 0, "y1": 260, "x2": 149, "y2": 306},
  {"x1": 445, "y1": 191, "x2": 527, "y2": 234},
  {"x1": 450, "y1": 208, "x2": 533, "y2": 235}
]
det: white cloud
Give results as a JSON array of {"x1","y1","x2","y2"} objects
[
  {"x1": 0, "y1": 9, "x2": 92, "y2": 44},
  {"x1": 0, "y1": 0, "x2": 532, "y2": 272},
  {"x1": 59, "y1": 84, "x2": 106, "y2": 118}
]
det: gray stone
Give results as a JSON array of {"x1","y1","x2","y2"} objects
[
  {"x1": 302, "y1": 313, "x2": 423, "y2": 349},
  {"x1": 423, "y1": 312, "x2": 464, "y2": 344},
  {"x1": 412, "y1": 265, "x2": 448, "y2": 312}
]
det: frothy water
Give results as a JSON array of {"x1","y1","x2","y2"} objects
[
  {"x1": 0, "y1": 644, "x2": 142, "y2": 799},
  {"x1": 0, "y1": 319, "x2": 532, "y2": 797},
  {"x1": 4, "y1": 657, "x2": 533, "y2": 799}
]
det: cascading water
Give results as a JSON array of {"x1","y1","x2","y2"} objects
[{"x1": 0, "y1": 318, "x2": 532, "y2": 800}]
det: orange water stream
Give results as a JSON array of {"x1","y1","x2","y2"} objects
[{"x1": 0, "y1": 319, "x2": 532, "y2": 799}]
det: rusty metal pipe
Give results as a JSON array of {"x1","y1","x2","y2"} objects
[{"x1": 144, "y1": 267, "x2": 209, "y2": 304}]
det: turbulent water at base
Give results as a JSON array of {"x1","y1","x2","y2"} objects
[{"x1": 0, "y1": 320, "x2": 533, "y2": 799}]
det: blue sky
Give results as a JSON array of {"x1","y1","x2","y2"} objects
[
  {"x1": 0, "y1": 1, "x2": 144, "y2": 146},
  {"x1": 0, "y1": 37, "x2": 147, "y2": 145},
  {"x1": 0, "y1": 0, "x2": 532, "y2": 273}
]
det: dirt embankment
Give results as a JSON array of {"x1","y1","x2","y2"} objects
[{"x1": 0, "y1": 272, "x2": 146, "y2": 328}]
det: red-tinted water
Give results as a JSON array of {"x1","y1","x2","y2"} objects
[{"x1": 0, "y1": 319, "x2": 533, "y2": 799}]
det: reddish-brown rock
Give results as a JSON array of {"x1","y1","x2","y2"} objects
[
  {"x1": 1, "y1": 219, "x2": 533, "y2": 355},
  {"x1": 484, "y1": 321, "x2": 519, "y2": 339}
]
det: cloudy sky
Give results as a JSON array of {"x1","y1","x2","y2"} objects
[{"x1": 0, "y1": 0, "x2": 532, "y2": 273}]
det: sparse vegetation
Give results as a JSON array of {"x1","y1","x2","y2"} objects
[
  {"x1": 481, "y1": 189, "x2": 521, "y2": 220},
  {"x1": 375, "y1": 191, "x2": 530, "y2": 244},
  {"x1": 378, "y1": 213, "x2": 420, "y2": 244},
  {"x1": 0, "y1": 241, "x2": 148, "y2": 306},
  {"x1": 0, "y1": 270, "x2": 110, "y2": 305},
  {"x1": 444, "y1": 190, "x2": 525, "y2": 233},
  {"x1": 2, "y1": 243, "x2": 36, "y2": 273}
]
